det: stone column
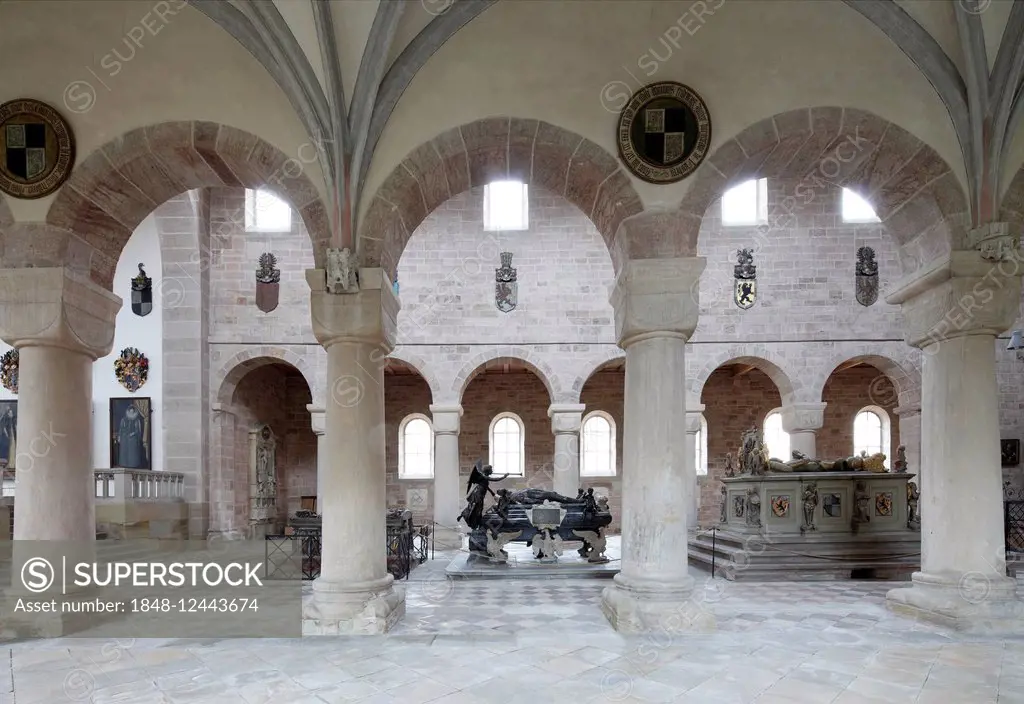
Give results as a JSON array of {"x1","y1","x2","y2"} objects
[
  {"x1": 884, "y1": 245, "x2": 1022, "y2": 632},
  {"x1": 430, "y1": 403, "x2": 462, "y2": 550},
  {"x1": 780, "y1": 402, "x2": 827, "y2": 459},
  {"x1": 304, "y1": 266, "x2": 404, "y2": 634},
  {"x1": 601, "y1": 258, "x2": 714, "y2": 633},
  {"x1": 209, "y1": 403, "x2": 241, "y2": 539},
  {"x1": 685, "y1": 404, "x2": 705, "y2": 529},
  {"x1": 0, "y1": 269, "x2": 119, "y2": 542},
  {"x1": 306, "y1": 405, "x2": 326, "y2": 514},
  {"x1": 549, "y1": 403, "x2": 585, "y2": 497}
]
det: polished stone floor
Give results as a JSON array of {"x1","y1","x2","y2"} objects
[{"x1": 4, "y1": 552, "x2": 1024, "y2": 704}]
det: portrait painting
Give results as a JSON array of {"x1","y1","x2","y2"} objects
[
  {"x1": 0, "y1": 400, "x2": 16, "y2": 468},
  {"x1": 110, "y1": 397, "x2": 151, "y2": 470}
]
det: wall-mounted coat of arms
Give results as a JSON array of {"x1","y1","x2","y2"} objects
[
  {"x1": 734, "y1": 248, "x2": 757, "y2": 309},
  {"x1": 495, "y1": 252, "x2": 517, "y2": 313},
  {"x1": 255, "y1": 252, "x2": 281, "y2": 313},
  {"x1": 616, "y1": 82, "x2": 711, "y2": 184},
  {"x1": 131, "y1": 263, "x2": 152, "y2": 317},
  {"x1": 0, "y1": 99, "x2": 75, "y2": 199},
  {"x1": 0, "y1": 349, "x2": 18, "y2": 394},
  {"x1": 114, "y1": 347, "x2": 149, "y2": 393},
  {"x1": 771, "y1": 494, "x2": 790, "y2": 517},
  {"x1": 855, "y1": 246, "x2": 878, "y2": 307}
]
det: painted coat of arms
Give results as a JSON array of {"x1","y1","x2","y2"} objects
[
  {"x1": 114, "y1": 347, "x2": 149, "y2": 393},
  {"x1": 131, "y1": 263, "x2": 153, "y2": 317},
  {"x1": 771, "y1": 494, "x2": 790, "y2": 517},
  {"x1": 0, "y1": 99, "x2": 75, "y2": 199},
  {"x1": 855, "y1": 246, "x2": 878, "y2": 307},
  {"x1": 495, "y1": 252, "x2": 517, "y2": 313},
  {"x1": 255, "y1": 253, "x2": 281, "y2": 313},
  {"x1": 734, "y1": 248, "x2": 757, "y2": 309},
  {"x1": 875, "y1": 492, "x2": 893, "y2": 517},
  {"x1": 0, "y1": 349, "x2": 18, "y2": 394}
]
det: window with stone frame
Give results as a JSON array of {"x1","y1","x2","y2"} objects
[
  {"x1": 841, "y1": 187, "x2": 880, "y2": 223},
  {"x1": 854, "y1": 406, "x2": 890, "y2": 467},
  {"x1": 580, "y1": 411, "x2": 616, "y2": 476},
  {"x1": 763, "y1": 409, "x2": 790, "y2": 461},
  {"x1": 722, "y1": 177, "x2": 768, "y2": 226},
  {"x1": 695, "y1": 414, "x2": 708, "y2": 476},
  {"x1": 489, "y1": 412, "x2": 525, "y2": 476},
  {"x1": 483, "y1": 180, "x2": 529, "y2": 231},
  {"x1": 398, "y1": 414, "x2": 433, "y2": 479},
  {"x1": 244, "y1": 188, "x2": 292, "y2": 232}
]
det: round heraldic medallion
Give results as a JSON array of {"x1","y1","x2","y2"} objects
[
  {"x1": 617, "y1": 82, "x2": 711, "y2": 184},
  {"x1": 114, "y1": 347, "x2": 149, "y2": 393},
  {"x1": 0, "y1": 99, "x2": 75, "y2": 199},
  {"x1": 0, "y1": 349, "x2": 18, "y2": 394}
]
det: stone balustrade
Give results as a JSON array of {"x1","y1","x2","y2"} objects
[
  {"x1": 93, "y1": 469, "x2": 189, "y2": 539},
  {"x1": 94, "y1": 469, "x2": 185, "y2": 502}
]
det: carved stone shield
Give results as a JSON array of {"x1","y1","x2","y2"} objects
[
  {"x1": 131, "y1": 263, "x2": 152, "y2": 317},
  {"x1": 855, "y1": 246, "x2": 878, "y2": 307},
  {"x1": 733, "y1": 248, "x2": 757, "y2": 309},
  {"x1": 255, "y1": 252, "x2": 281, "y2": 313},
  {"x1": 495, "y1": 252, "x2": 517, "y2": 313}
]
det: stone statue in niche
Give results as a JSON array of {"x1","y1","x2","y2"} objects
[
  {"x1": 907, "y1": 481, "x2": 921, "y2": 530},
  {"x1": 801, "y1": 483, "x2": 818, "y2": 533},
  {"x1": 893, "y1": 445, "x2": 907, "y2": 473},
  {"x1": 745, "y1": 487, "x2": 761, "y2": 527},
  {"x1": 719, "y1": 484, "x2": 727, "y2": 523},
  {"x1": 852, "y1": 481, "x2": 871, "y2": 533},
  {"x1": 326, "y1": 247, "x2": 359, "y2": 294},
  {"x1": 855, "y1": 246, "x2": 878, "y2": 307},
  {"x1": 250, "y1": 425, "x2": 278, "y2": 529},
  {"x1": 724, "y1": 452, "x2": 736, "y2": 478}
]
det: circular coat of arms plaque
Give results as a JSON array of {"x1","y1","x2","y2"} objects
[
  {"x1": 616, "y1": 82, "x2": 711, "y2": 184},
  {"x1": 0, "y1": 99, "x2": 75, "y2": 199}
]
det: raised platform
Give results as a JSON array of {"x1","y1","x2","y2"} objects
[{"x1": 446, "y1": 536, "x2": 621, "y2": 580}]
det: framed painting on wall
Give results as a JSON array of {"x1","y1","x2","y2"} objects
[
  {"x1": 0, "y1": 400, "x2": 15, "y2": 468},
  {"x1": 110, "y1": 397, "x2": 152, "y2": 470}
]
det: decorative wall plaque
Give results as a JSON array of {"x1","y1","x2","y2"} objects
[
  {"x1": 0, "y1": 99, "x2": 75, "y2": 199},
  {"x1": 255, "y1": 253, "x2": 281, "y2": 313},
  {"x1": 114, "y1": 347, "x2": 149, "y2": 392},
  {"x1": 0, "y1": 349, "x2": 18, "y2": 394},
  {"x1": 855, "y1": 247, "x2": 878, "y2": 307},
  {"x1": 823, "y1": 493, "x2": 842, "y2": 517},
  {"x1": 131, "y1": 263, "x2": 153, "y2": 317},
  {"x1": 875, "y1": 491, "x2": 893, "y2": 517},
  {"x1": 616, "y1": 82, "x2": 711, "y2": 184},
  {"x1": 495, "y1": 252, "x2": 517, "y2": 313},
  {"x1": 1001, "y1": 439, "x2": 1020, "y2": 467},
  {"x1": 734, "y1": 248, "x2": 757, "y2": 309},
  {"x1": 771, "y1": 494, "x2": 790, "y2": 517}
]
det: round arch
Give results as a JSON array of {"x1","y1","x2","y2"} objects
[
  {"x1": 42, "y1": 121, "x2": 330, "y2": 289},
  {"x1": 385, "y1": 351, "x2": 440, "y2": 404},
  {"x1": 691, "y1": 350, "x2": 799, "y2": 405},
  {"x1": 214, "y1": 349, "x2": 318, "y2": 408},
  {"x1": 452, "y1": 350, "x2": 562, "y2": 404},
  {"x1": 679, "y1": 107, "x2": 969, "y2": 273},
  {"x1": 358, "y1": 117, "x2": 644, "y2": 280},
  {"x1": 570, "y1": 351, "x2": 626, "y2": 401},
  {"x1": 814, "y1": 352, "x2": 921, "y2": 409}
]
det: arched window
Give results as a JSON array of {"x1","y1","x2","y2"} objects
[
  {"x1": 244, "y1": 188, "x2": 292, "y2": 231},
  {"x1": 841, "y1": 187, "x2": 880, "y2": 223},
  {"x1": 489, "y1": 412, "x2": 525, "y2": 476},
  {"x1": 854, "y1": 406, "x2": 890, "y2": 468},
  {"x1": 763, "y1": 409, "x2": 790, "y2": 461},
  {"x1": 695, "y1": 414, "x2": 708, "y2": 476},
  {"x1": 483, "y1": 180, "x2": 529, "y2": 231},
  {"x1": 581, "y1": 412, "x2": 616, "y2": 476},
  {"x1": 398, "y1": 414, "x2": 433, "y2": 478}
]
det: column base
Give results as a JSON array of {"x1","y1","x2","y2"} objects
[
  {"x1": 600, "y1": 573, "x2": 716, "y2": 634},
  {"x1": 302, "y1": 575, "x2": 405, "y2": 635},
  {"x1": 886, "y1": 571, "x2": 1024, "y2": 634}
]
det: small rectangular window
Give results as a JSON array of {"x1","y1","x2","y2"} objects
[
  {"x1": 245, "y1": 189, "x2": 292, "y2": 232},
  {"x1": 722, "y1": 178, "x2": 768, "y2": 226},
  {"x1": 484, "y1": 181, "x2": 529, "y2": 231}
]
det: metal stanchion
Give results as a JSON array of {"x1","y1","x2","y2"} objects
[{"x1": 711, "y1": 526, "x2": 717, "y2": 579}]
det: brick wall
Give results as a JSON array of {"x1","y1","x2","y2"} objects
[
  {"x1": 579, "y1": 370, "x2": 624, "y2": 531},
  {"x1": 385, "y1": 374, "x2": 433, "y2": 524},
  {"x1": 819, "y1": 366, "x2": 900, "y2": 461}
]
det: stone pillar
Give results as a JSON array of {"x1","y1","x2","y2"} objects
[
  {"x1": 685, "y1": 404, "x2": 705, "y2": 529},
  {"x1": 884, "y1": 246, "x2": 1022, "y2": 632},
  {"x1": 304, "y1": 266, "x2": 404, "y2": 634},
  {"x1": 430, "y1": 403, "x2": 462, "y2": 549},
  {"x1": 209, "y1": 403, "x2": 241, "y2": 539},
  {"x1": 549, "y1": 403, "x2": 585, "y2": 497},
  {"x1": 601, "y1": 258, "x2": 714, "y2": 633},
  {"x1": 0, "y1": 269, "x2": 119, "y2": 542},
  {"x1": 306, "y1": 405, "x2": 326, "y2": 514},
  {"x1": 780, "y1": 402, "x2": 827, "y2": 459}
]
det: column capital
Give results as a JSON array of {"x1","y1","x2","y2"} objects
[
  {"x1": 892, "y1": 404, "x2": 921, "y2": 417},
  {"x1": 0, "y1": 267, "x2": 120, "y2": 359},
  {"x1": 780, "y1": 402, "x2": 826, "y2": 433},
  {"x1": 885, "y1": 250, "x2": 1021, "y2": 348},
  {"x1": 307, "y1": 267, "x2": 398, "y2": 350},
  {"x1": 610, "y1": 257, "x2": 706, "y2": 348},
  {"x1": 966, "y1": 221, "x2": 1020, "y2": 261},
  {"x1": 429, "y1": 404, "x2": 463, "y2": 435},
  {"x1": 548, "y1": 403, "x2": 586, "y2": 434},
  {"x1": 211, "y1": 402, "x2": 237, "y2": 417},
  {"x1": 685, "y1": 404, "x2": 705, "y2": 434},
  {"x1": 306, "y1": 404, "x2": 326, "y2": 435}
]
